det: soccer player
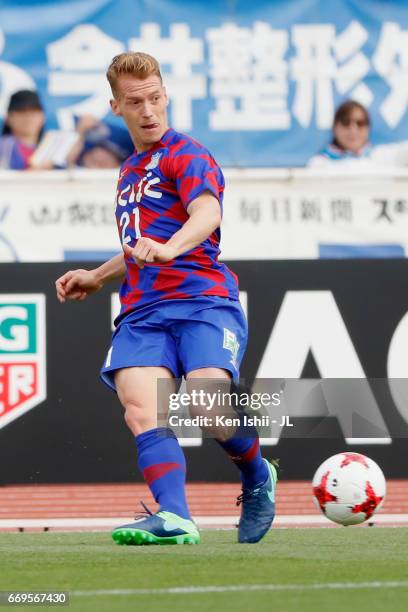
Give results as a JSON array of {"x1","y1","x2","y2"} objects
[{"x1": 55, "y1": 52, "x2": 277, "y2": 545}]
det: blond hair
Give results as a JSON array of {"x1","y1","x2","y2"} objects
[{"x1": 106, "y1": 52, "x2": 162, "y2": 96}]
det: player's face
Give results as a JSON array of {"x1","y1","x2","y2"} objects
[
  {"x1": 334, "y1": 108, "x2": 369, "y2": 154},
  {"x1": 110, "y1": 75, "x2": 168, "y2": 152}
]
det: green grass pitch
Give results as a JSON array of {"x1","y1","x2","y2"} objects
[{"x1": 1, "y1": 528, "x2": 408, "y2": 611}]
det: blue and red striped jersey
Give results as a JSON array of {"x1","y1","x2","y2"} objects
[{"x1": 115, "y1": 128, "x2": 239, "y2": 320}]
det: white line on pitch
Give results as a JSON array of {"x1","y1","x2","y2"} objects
[
  {"x1": 73, "y1": 581, "x2": 408, "y2": 597},
  {"x1": 1, "y1": 514, "x2": 408, "y2": 529}
]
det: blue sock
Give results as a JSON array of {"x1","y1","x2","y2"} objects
[
  {"x1": 216, "y1": 419, "x2": 268, "y2": 490},
  {"x1": 136, "y1": 427, "x2": 191, "y2": 520}
]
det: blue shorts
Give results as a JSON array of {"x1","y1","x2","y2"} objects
[{"x1": 100, "y1": 296, "x2": 248, "y2": 391}]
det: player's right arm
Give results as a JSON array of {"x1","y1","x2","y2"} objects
[{"x1": 55, "y1": 252, "x2": 126, "y2": 303}]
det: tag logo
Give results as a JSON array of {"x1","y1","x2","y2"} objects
[{"x1": 0, "y1": 295, "x2": 46, "y2": 429}]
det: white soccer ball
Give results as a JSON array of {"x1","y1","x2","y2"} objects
[{"x1": 312, "y1": 452, "x2": 386, "y2": 526}]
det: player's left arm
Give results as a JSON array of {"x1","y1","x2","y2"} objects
[{"x1": 123, "y1": 191, "x2": 221, "y2": 268}]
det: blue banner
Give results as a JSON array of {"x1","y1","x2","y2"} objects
[{"x1": 1, "y1": 0, "x2": 408, "y2": 166}]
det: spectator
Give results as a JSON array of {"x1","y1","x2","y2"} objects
[
  {"x1": 309, "y1": 100, "x2": 408, "y2": 168},
  {"x1": 69, "y1": 115, "x2": 134, "y2": 168},
  {"x1": 308, "y1": 101, "x2": 371, "y2": 166},
  {"x1": 0, "y1": 89, "x2": 52, "y2": 170}
]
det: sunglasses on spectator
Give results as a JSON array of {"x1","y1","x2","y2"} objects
[{"x1": 338, "y1": 118, "x2": 369, "y2": 128}]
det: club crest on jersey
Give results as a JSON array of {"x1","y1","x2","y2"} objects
[
  {"x1": 145, "y1": 152, "x2": 162, "y2": 170},
  {"x1": 0, "y1": 295, "x2": 46, "y2": 429}
]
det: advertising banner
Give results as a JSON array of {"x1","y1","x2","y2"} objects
[
  {"x1": 1, "y1": 170, "x2": 408, "y2": 261},
  {"x1": 2, "y1": 1, "x2": 408, "y2": 165},
  {"x1": 1, "y1": 260, "x2": 407, "y2": 482},
  {"x1": 0, "y1": 294, "x2": 46, "y2": 428}
]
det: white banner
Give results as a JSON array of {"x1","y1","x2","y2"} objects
[{"x1": 1, "y1": 168, "x2": 408, "y2": 261}]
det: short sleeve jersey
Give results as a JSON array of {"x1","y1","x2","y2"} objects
[{"x1": 115, "y1": 128, "x2": 239, "y2": 320}]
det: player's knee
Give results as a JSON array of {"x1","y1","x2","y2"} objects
[{"x1": 123, "y1": 400, "x2": 156, "y2": 435}]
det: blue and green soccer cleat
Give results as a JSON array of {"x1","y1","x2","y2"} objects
[
  {"x1": 112, "y1": 507, "x2": 200, "y2": 546},
  {"x1": 236, "y1": 458, "x2": 278, "y2": 544}
]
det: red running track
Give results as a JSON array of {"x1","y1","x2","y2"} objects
[{"x1": 0, "y1": 480, "x2": 407, "y2": 520}]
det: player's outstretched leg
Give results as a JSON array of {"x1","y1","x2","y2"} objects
[
  {"x1": 216, "y1": 418, "x2": 278, "y2": 543},
  {"x1": 111, "y1": 367, "x2": 200, "y2": 545},
  {"x1": 112, "y1": 427, "x2": 200, "y2": 545}
]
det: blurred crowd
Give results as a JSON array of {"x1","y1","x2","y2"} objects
[
  {"x1": 2, "y1": 88, "x2": 408, "y2": 171},
  {"x1": 0, "y1": 89, "x2": 133, "y2": 170}
]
